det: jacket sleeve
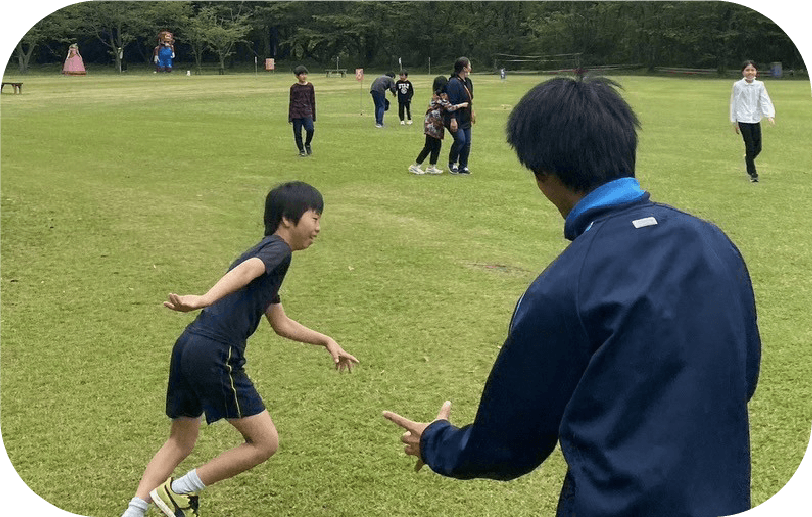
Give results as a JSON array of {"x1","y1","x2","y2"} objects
[
  {"x1": 759, "y1": 83, "x2": 775, "y2": 119},
  {"x1": 420, "y1": 283, "x2": 590, "y2": 480},
  {"x1": 288, "y1": 85, "x2": 294, "y2": 122},
  {"x1": 310, "y1": 84, "x2": 316, "y2": 122}
]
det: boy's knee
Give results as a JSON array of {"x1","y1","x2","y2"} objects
[
  {"x1": 251, "y1": 428, "x2": 279, "y2": 463},
  {"x1": 168, "y1": 435, "x2": 196, "y2": 458}
]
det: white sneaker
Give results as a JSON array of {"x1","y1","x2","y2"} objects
[
  {"x1": 407, "y1": 120, "x2": 413, "y2": 125},
  {"x1": 400, "y1": 121, "x2": 406, "y2": 125},
  {"x1": 409, "y1": 164, "x2": 425, "y2": 175},
  {"x1": 426, "y1": 165, "x2": 443, "y2": 175}
]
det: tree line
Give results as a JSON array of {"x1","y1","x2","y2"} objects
[{"x1": 8, "y1": 1, "x2": 806, "y2": 75}]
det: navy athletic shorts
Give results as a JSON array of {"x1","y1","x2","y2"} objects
[{"x1": 165, "y1": 330, "x2": 265, "y2": 424}]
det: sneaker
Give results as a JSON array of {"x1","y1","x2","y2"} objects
[
  {"x1": 407, "y1": 119, "x2": 413, "y2": 125},
  {"x1": 449, "y1": 164, "x2": 459, "y2": 175},
  {"x1": 150, "y1": 477, "x2": 199, "y2": 517},
  {"x1": 409, "y1": 164, "x2": 425, "y2": 175},
  {"x1": 400, "y1": 121, "x2": 406, "y2": 125},
  {"x1": 305, "y1": 144, "x2": 312, "y2": 155},
  {"x1": 426, "y1": 165, "x2": 443, "y2": 175},
  {"x1": 459, "y1": 167, "x2": 471, "y2": 175},
  {"x1": 375, "y1": 124, "x2": 383, "y2": 128},
  {"x1": 750, "y1": 175, "x2": 759, "y2": 183},
  {"x1": 299, "y1": 150, "x2": 307, "y2": 157}
]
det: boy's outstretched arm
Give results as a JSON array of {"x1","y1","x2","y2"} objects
[
  {"x1": 265, "y1": 302, "x2": 359, "y2": 372},
  {"x1": 164, "y1": 257, "x2": 266, "y2": 312}
]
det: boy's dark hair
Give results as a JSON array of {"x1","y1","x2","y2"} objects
[
  {"x1": 400, "y1": 70, "x2": 408, "y2": 77},
  {"x1": 453, "y1": 57, "x2": 470, "y2": 75},
  {"x1": 293, "y1": 65, "x2": 308, "y2": 76},
  {"x1": 432, "y1": 75, "x2": 448, "y2": 95},
  {"x1": 385, "y1": 72, "x2": 396, "y2": 78},
  {"x1": 741, "y1": 59, "x2": 757, "y2": 71},
  {"x1": 506, "y1": 77, "x2": 640, "y2": 194},
  {"x1": 264, "y1": 181, "x2": 324, "y2": 236}
]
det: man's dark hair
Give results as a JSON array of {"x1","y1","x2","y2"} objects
[
  {"x1": 293, "y1": 65, "x2": 308, "y2": 76},
  {"x1": 506, "y1": 76, "x2": 640, "y2": 193},
  {"x1": 264, "y1": 181, "x2": 324, "y2": 236},
  {"x1": 385, "y1": 72, "x2": 396, "y2": 78}
]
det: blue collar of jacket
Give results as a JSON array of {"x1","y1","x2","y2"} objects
[{"x1": 564, "y1": 177, "x2": 649, "y2": 241}]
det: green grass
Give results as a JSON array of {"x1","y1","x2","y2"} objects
[{"x1": 1, "y1": 70, "x2": 811, "y2": 516}]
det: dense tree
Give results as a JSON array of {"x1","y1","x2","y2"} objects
[
  {"x1": 12, "y1": 8, "x2": 79, "y2": 74},
  {"x1": 6, "y1": 1, "x2": 806, "y2": 75}
]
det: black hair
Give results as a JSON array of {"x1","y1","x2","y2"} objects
[
  {"x1": 453, "y1": 57, "x2": 470, "y2": 75},
  {"x1": 264, "y1": 181, "x2": 324, "y2": 236},
  {"x1": 385, "y1": 72, "x2": 396, "y2": 78},
  {"x1": 506, "y1": 76, "x2": 640, "y2": 194},
  {"x1": 293, "y1": 65, "x2": 308, "y2": 76},
  {"x1": 400, "y1": 70, "x2": 408, "y2": 77},
  {"x1": 432, "y1": 75, "x2": 448, "y2": 95},
  {"x1": 741, "y1": 59, "x2": 757, "y2": 71}
]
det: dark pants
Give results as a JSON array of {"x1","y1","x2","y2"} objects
[
  {"x1": 399, "y1": 101, "x2": 412, "y2": 122},
  {"x1": 292, "y1": 118, "x2": 314, "y2": 152},
  {"x1": 449, "y1": 127, "x2": 472, "y2": 169},
  {"x1": 371, "y1": 91, "x2": 386, "y2": 125},
  {"x1": 416, "y1": 135, "x2": 442, "y2": 165},
  {"x1": 738, "y1": 122, "x2": 762, "y2": 178}
]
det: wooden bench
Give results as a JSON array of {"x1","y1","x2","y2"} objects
[
  {"x1": 1, "y1": 82, "x2": 23, "y2": 94},
  {"x1": 325, "y1": 69, "x2": 347, "y2": 78}
]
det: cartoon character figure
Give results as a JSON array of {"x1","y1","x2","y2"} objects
[
  {"x1": 154, "y1": 31, "x2": 175, "y2": 73},
  {"x1": 63, "y1": 43, "x2": 86, "y2": 76}
]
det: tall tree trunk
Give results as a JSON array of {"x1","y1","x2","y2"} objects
[{"x1": 15, "y1": 42, "x2": 35, "y2": 74}]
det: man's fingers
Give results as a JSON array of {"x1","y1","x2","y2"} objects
[
  {"x1": 436, "y1": 400, "x2": 452, "y2": 421},
  {"x1": 382, "y1": 411, "x2": 418, "y2": 432}
]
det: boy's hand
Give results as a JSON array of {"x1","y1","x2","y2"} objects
[
  {"x1": 383, "y1": 401, "x2": 452, "y2": 472},
  {"x1": 325, "y1": 339, "x2": 359, "y2": 372},
  {"x1": 163, "y1": 293, "x2": 207, "y2": 312}
]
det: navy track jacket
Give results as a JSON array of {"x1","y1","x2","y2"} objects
[{"x1": 420, "y1": 178, "x2": 761, "y2": 517}]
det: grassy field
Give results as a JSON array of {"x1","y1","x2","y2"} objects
[{"x1": 1, "y1": 69, "x2": 810, "y2": 516}]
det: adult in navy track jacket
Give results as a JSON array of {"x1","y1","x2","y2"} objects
[{"x1": 384, "y1": 76, "x2": 761, "y2": 517}]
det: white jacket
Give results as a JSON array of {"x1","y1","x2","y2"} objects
[{"x1": 730, "y1": 78, "x2": 775, "y2": 123}]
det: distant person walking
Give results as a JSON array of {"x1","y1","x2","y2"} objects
[
  {"x1": 445, "y1": 57, "x2": 475, "y2": 175},
  {"x1": 730, "y1": 60, "x2": 776, "y2": 182},
  {"x1": 396, "y1": 70, "x2": 415, "y2": 125},
  {"x1": 370, "y1": 72, "x2": 397, "y2": 127},
  {"x1": 289, "y1": 66, "x2": 316, "y2": 157}
]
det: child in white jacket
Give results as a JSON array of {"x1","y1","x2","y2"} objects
[{"x1": 730, "y1": 60, "x2": 776, "y2": 182}]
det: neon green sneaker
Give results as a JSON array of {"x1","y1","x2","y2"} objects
[{"x1": 150, "y1": 477, "x2": 199, "y2": 517}]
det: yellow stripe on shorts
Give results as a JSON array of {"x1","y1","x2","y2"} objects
[{"x1": 226, "y1": 346, "x2": 242, "y2": 419}]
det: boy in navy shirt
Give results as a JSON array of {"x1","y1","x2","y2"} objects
[
  {"x1": 123, "y1": 181, "x2": 358, "y2": 517},
  {"x1": 385, "y1": 77, "x2": 761, "y2": 516}
]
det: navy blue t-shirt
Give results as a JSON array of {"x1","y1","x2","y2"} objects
[{"x1": 185, "y1": 235, "x2": 291, "y2": 348}]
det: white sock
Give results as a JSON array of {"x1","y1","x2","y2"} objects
[
  {"x1": 121, "y1": 497, "x2": 148, "y2": 517},
  {"x1": 171, "y1": 469, "x2": 206, "y2": 494}
]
